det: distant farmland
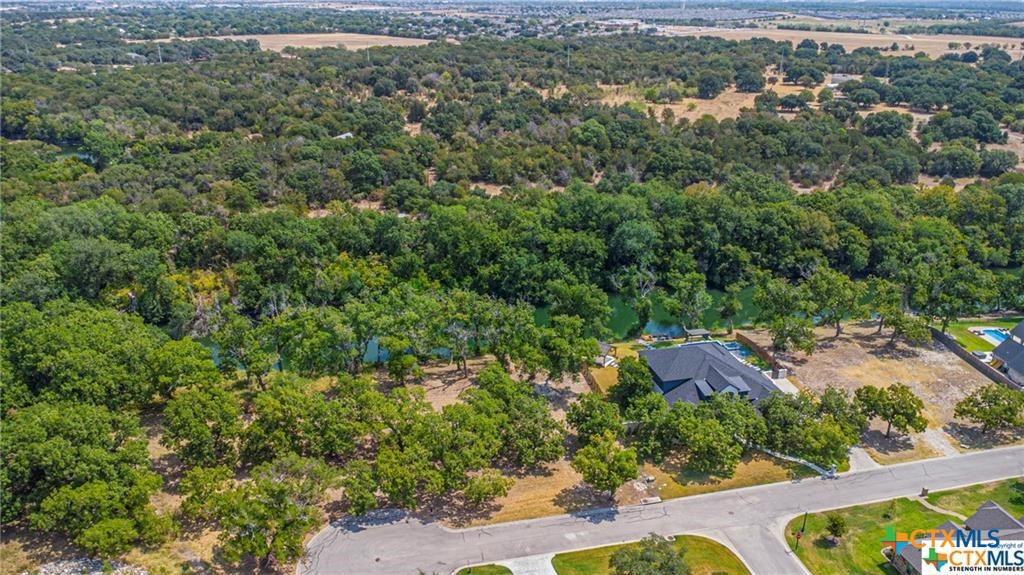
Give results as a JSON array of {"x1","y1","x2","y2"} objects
[
  {"x1": 135, "y1": 32, "x2": 431, "y2": 52},
  {"x1": 659, "y1": 25, "x2": 1024, "y2": 59}
]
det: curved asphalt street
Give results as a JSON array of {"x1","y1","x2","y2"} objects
[{"x1": 300, "y1": 446, "x2": 1024, "y2": 575}]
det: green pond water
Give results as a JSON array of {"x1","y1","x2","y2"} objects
[{"x1": 535, "y1": 286, "x2": 759, "y2": 340}]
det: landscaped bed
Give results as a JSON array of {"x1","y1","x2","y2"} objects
[{"x1": 551, "y1": 534, "x2": 749, "y2": 575}]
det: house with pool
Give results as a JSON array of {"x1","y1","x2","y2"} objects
[
  {"x1": 992, "y1": 320, "x2": 1024, "y2": 386},
  {"x1": 638, "y1": 340, "x2": 782, "y2": 406}
]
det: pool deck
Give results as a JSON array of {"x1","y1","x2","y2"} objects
[{"x1": 970, "y1": 326, "x2": 1010, "y2": 347}]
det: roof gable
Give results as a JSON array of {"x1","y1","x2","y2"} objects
[
  {"x1": 1011, "y1": 320, "x2": 1024, "y2": 340},
  {"x1": 965, "y1": 500, "x2": 1024, "y2": 531},
  {"x1": 639, "y1": 342, "x2": 779, "y2": 405},
  {"x1": 994, "y1": 338, "x2": 1024, "y2": 372}
]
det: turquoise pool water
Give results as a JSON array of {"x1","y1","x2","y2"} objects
[
  {"x1": 983, "y1": 328, "x2": 1009, "y2": 343},
  {"x1": 721, "y1": 340, "x2": 754, "y2": 359}
]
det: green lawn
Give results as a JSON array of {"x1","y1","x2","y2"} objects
[
  {"x1": 456, "y1": 566, "x2": 512, "y2": 575},
  {"x1": 551, "y1": 535, "x2": 749, "y2": 575},
  {"x1": 946, "y1": 317, "x2": 1023, "y2": 352},
  {"x1": 927, "y1": 478, "x2": 1024, "y2": 518},
  {"x1": 785, "y1": 498, "x2": 955, "y2": 575}
]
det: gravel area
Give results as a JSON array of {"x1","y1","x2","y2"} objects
[{"x1": 27, "y1": 560, "x2": 148, "y2": 575}]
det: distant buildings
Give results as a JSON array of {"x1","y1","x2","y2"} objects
[{"x1": 638, "y1": 341, "x2": 780, "y2": 406}]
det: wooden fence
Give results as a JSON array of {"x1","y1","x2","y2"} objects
[{"x1": 733, "y1": 331, "x2": 790, "y2": 375}]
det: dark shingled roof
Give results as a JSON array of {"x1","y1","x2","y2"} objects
[
  {"x1": 966, "y1": 500, "x2": 1024, "y2": 532},
  {"x1": 1011, "y1": 320, "x2": 1024, "y2": 340},
  {"x1": 898, "y1": 542, "x2": 923, "y2": 575},
  {"x1": 993, "y1": 337, "x2": 1024, "y2": 374},
  {"x1": 639, "y1": 341, "x2": 779, "y2": 406}
]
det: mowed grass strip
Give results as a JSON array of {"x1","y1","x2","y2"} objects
[
  {"x1": 926, "y1": 478, "x2": 1024, "y2": 518},
  {"x1": 456, "y1": 566, "x2": 512, "y2": 575},
  {"x1": 551, "y1": 534, "x2": 749, "y2": 575},
  {"x1": 785, "y1": 498, "x2": 955, "y2": 574}
]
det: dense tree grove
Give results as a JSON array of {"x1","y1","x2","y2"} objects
[{"x1": 2, "y1": 4, "x2": 1024, "y2": 566}]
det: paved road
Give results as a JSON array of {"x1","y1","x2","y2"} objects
[{"x1": 300, "y1": 446, "x2": 1024, "y2": 575}]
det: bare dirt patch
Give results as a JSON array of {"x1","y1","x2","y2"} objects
[
  {"x1": 409, "y1": 356, "x2": 493, "y2": 410},
  {"x1": 743, "y1": 322, "x2": 992, "y2": 463},
  {"x1": 601, "y1": 81, "x2": 811, "y2": 123}
]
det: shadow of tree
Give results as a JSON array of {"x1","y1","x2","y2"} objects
[
  {"x1": 944, "y1": 422, "x2": 1023, "y2": 450},
  {"x1": 553, "y1": 483, "x2": 607, "y2": 514},
  {"x1": 861, "y1": 429, "x2": 914, "y2": 454},
  {"x1": 411, "y1": 491, "x2": 504, "y2": 529}
]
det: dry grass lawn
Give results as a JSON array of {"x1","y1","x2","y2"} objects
[
  {"x1": 587, "y1": 343, "x2": 640, "y2": 395},
  {"x1": 646, "y1": 452, "x2": 815, "y2": 499},
  {"x1": 441, "y1": 459, "x2": 615, "y2": 528}
]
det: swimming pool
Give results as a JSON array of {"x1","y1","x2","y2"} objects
[
  {"x1": 982, "y1": 328, "x2": 1009, "y2": 344},
  {"x1": 721, "y1": 340, "x2": 754, "y2": 358}
]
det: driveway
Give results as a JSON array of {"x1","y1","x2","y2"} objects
[{"x1": 300, "y1": 446, "x2": 1024, "y2": 575}]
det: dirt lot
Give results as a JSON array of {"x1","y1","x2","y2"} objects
[
  {"x1": 600, "y1": 79, "x2": 810, "y2": 123},
  {"x1": 135, "y1": 32, "x2": 430, "y2": 52},
  {"x1": 659, "y1": 25, "x2": 1024, "y2": 60},
  {"x1": 742, "y1": 322, "x2": 993, "y2": 462}
]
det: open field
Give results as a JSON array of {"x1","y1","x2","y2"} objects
[
  {"x1": 745, "y1": 322, "x2": 991, "y2": 463},
  {"x1": 133, "y1": 32, "x2": 431, "y2": 52},
  {"x1": 786, "y1": 497, "x2": 954, "y2": 575},
  {"x1": 551, "y1": 534, "x2": 749, "y2": 575},
  {"x1": 659, "y1": 25, "x2": 1024, "y2": 59}
]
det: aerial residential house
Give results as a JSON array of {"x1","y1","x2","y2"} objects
[
  {"x1": 638, "y1": 341, "x2": 780, "y2": 406},
  {"x1": 827, "y1": 73, "x2": 860, "y2": 89},
  {"x1": 992, "y1": 320, "x2": 1024, "y2": 386},
  {"x1": 890, "y1": 500, "x2": 1024, "y2": 575},
  {"x1": 595, "y1": 342, "x2": 618, "y2": 368}
]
